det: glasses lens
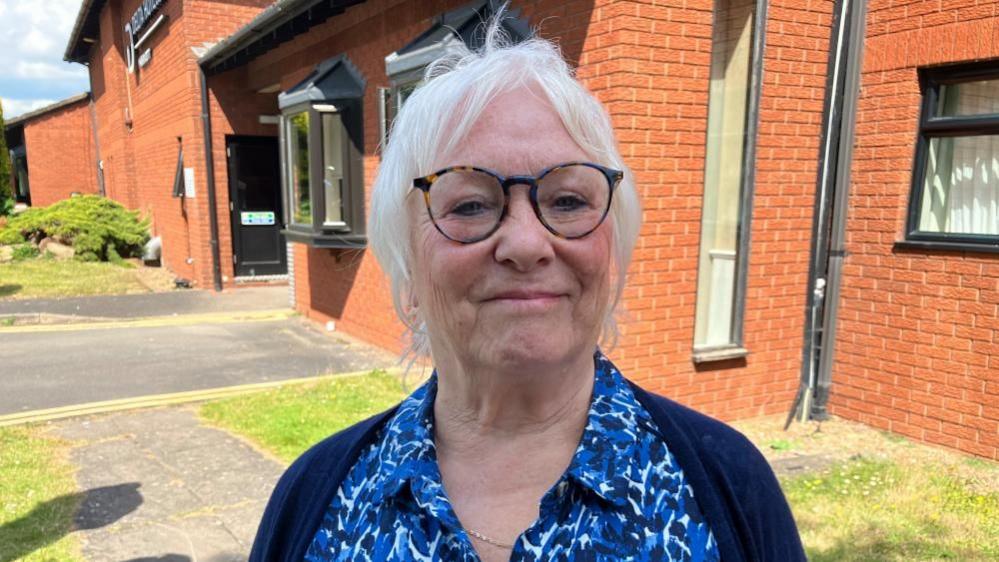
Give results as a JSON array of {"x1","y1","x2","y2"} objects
[
  {"x1": 536, "y1": 164, "x2": 611, "y2": 238},
  {"x1": 428, "y1": 169, "x2": 504, "y2": 242}
]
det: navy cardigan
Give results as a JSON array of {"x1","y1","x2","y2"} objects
[{"x1": 249, "y1": 382, "x2": 807, "y2": 561}]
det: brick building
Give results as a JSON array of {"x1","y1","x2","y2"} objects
[
  {"x1": 4, "y1": 93, "x2": 101, "y2": 207},
  {"x1": 58, "y1": 0, "x2": 997, "y2": 459}
]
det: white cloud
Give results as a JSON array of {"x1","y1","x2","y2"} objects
[
  {"x1": 0, "y1": 1, "x2": 84, "y2": 71},
  {"x1": 2, "y1": 97, "x2": 56, "y2": 118},
  {"x1": 15, "y1": 60, "x2": 85, "y2": 80},
  {"x1": 0, "y1": 1, "x2": 88, "y2": 109}
]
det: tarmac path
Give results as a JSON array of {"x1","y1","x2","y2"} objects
[
  {"x1": 0, "y1": 287, "x2": 398, "y2": 561},
  {"x1": 0, "y1": 315, "x2": 395, "y2": 416},
  {"x1": 51, "y1": 406, "x2": 286, "y2": 562}
]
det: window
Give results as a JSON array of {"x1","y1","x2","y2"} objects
[
  {"x1": 905, "y1": 63, "x2": 999, "y2": 250},
  {"x1": 693, "y1": 0, "x2": 762, "y2": 359},
  {"x1": 380, "y1": 81, "x2": 419, "y2": 146},
  {"x1": 278, "y1": 55, "x2": 366, "y2": 247}
]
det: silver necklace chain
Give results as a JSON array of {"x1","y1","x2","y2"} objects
[{"x1": 465, "y1": 528, "x2": 514, "y2": 549}]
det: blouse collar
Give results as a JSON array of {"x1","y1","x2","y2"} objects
[{"x1": 367, "y1": 351, "x2": 649, "y2": 511}]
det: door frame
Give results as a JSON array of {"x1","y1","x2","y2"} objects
[{"x1": 225, "y1": 134, "x2": 286, "y2": 277}]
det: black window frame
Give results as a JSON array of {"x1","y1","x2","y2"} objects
[
  {"x1": 278, "y1": 55, "x2": 367, "y2": 249},
  {"x1": 900, "y1": 61, "x2": 999, "y2": 254}
]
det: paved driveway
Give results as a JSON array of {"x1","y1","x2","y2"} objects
[{"x1": 0, "y1": 294, "x2": 395, "y2": 416}]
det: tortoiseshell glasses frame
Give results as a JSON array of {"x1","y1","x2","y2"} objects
[{"x1": 412, "y1": 161, "x2": 623, "y2": 244}]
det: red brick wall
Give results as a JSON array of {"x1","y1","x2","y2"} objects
[
  {"x1": 208, "y1": 0, "x2": 835, "y2": 423},
  {"x1": 21, "y1": 100, "x2": 99, "y2": 206},
  {"x1": 568, "y1": 0, "x2": 833, "y2": 421},
  {"x1": 86, "y1": 0, "x2": 270, "y2": 287},
  {"x1": 830, "y1": 0, "x2": 999, "y2": 460}
]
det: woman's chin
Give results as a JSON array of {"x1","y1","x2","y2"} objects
[{"x1": 475, "y1": 333, "x2": 582, "y2": 373}]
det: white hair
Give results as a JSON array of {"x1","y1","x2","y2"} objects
[{"x1": 369, "y1": 17, "x2": 642, "y2": 361}]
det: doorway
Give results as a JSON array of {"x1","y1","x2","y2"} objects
[{"x1": 226, "y1": 136, "x2": 286, "y2": 277}]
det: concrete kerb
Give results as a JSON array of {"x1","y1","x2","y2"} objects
[
  {"x1": 0, "y1": 368, "x2": 399, "y2": 428},
  {"x1": 0, "y1": 308, "x2": 296, "y2": 332}
]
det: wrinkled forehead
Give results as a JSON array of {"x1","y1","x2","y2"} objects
[{"x1": 431, "y1": 85, "x2": 589, "y2": 175}]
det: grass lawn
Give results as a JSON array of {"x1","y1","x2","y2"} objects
[
  {"x1": 784, "y1": 456, "x2": 999, "y2": 561},
  {"x1": 0, "y1": 258, "x2": 166, "y2": 300},
  {"x1": 203, "y1": 375, "x2": 999, "y2": 560},
  {"x1": 200, "y1": 370, "x2": 408, "y2": 463},
  {"x1": 0, "y1": 426, "x2": 82, "y2": 562}
]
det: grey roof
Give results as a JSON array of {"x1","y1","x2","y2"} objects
[
  {"x1": 5, "y1": 93, "x2": 91, "y2": 127},
  {"x1": 278, "y1": 55, "x2": 365, "y2": 109},
  {"x1": 385, "y1": 1, "x2": 529, "y2": 84},
  {"x1": 64, "y1": 0, "x2": 106, "y2": 63},
  {"x1": 198, "y1": 0, "x2": 366, "y2": 76}
]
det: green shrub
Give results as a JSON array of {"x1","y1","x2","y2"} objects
[
  {"x1": 0, "y1": 195, "x2": 149, "y2": 262},
  {"x1": 11, "y1": 244, "x2": 38, "y2": 261}
]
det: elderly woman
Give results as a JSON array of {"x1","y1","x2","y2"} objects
[{"x1": 251, "y1": 24, "x2": 805, "y2": 562}]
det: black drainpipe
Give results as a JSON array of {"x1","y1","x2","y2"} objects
[
  {"x1": 87, "y1": 91, "x2": 106, "y2": 196},
  {"x1": 199, "y1": 66, "x2": 224, "y2": 292},
  {"x1": 787, "y1": 0, "x2": 866, "y2": 427}
]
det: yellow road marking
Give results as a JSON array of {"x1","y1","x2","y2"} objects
[
  {"x1": 0, "y1": 309, "x2": 296, "y2": 333},
  {"x1": 0, "y1": 368, "x2": 398, "y2": 427}
]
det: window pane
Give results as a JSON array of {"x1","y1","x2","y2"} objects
[
  {"x1": 383, "y1": 81, "x2": 420, "y2": 143},
  {"x1": 288, "y1": 112, "x2": 311, "y2": 225},
  {"x1": 918, "y1": 135, "x2": 999, "y2": 235},
  {"x1": 15, "y1": 156, "x2": 29, "y2": 199},
  {"x1": 937, "y1": 79, "x2": 999, "y2": 117},
  {"x1": 322, "y1": 112, "x2": 345, "y2": 225},
  {"x1": 695, "y1": 0, "x2": 755, "y2": 348}
]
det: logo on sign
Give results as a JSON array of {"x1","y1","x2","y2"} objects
[{"x1": 124, "y1": 0, "x2": 167, "y2": 73}]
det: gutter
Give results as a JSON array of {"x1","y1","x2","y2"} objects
[{"x1": 198, "y1": 0, "x2": 314, "y2": 70}]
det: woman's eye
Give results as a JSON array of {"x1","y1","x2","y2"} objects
[
  {"x1": 550, "y1": 194, "x2": 589, "y2": 212},
  {"x1": 450, "y1": 200, "x2": 492, "y2": 217}
]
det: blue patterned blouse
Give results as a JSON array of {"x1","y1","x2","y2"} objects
[{"x1": 304, "y1": 352, "x2": 719, "y2": 561}]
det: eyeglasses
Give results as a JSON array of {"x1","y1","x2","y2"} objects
[{"x1": 412, "y1": 162, "x2": 622, "y2": 244}]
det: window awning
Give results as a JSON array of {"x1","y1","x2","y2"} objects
[
  {"x1": 384, "y1": 0, "x2": 529, "y2": 84},
  {"x1": 278, "y1": 55, "x2": 366, "y2": 110}
]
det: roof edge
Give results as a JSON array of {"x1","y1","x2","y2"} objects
[
  {"x1": 6, "y1": 93, "x2": 92, "y2": 127},
  {"x1": 198, "y1": 0, "x2": 316, "y2": 70},
  {"x1": 64, "y1": 0, "x2": 104, "y2": 63}
]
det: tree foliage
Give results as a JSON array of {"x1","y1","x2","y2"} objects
[{"x1": 0, "y1": 100, "x2": 12, "y2": 216}]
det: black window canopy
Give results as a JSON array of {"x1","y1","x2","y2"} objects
[
  {"x1": 380, "y1": 1, "x2": 529, "y2": 147},
  {"x1": 279, "y1": 55, "x2": 366, "y2": 110},
  {"x1": 384, "y1": 0, "x2": 529, "y2": 85},
  {"x1": 279, "y1": 54, "x2": 366, "y2": 248}
]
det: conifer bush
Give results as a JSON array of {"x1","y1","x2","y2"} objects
[{"x1": 0, "y1": 195, "x2": 149, "y2": 261}]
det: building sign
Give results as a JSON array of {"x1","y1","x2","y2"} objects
[
  {"x1": 184, "y1": 167, "x2": 196, "y2": 198},
  {"x1": 241, "y1": 212, "x2": 276, "y2": 226},
  {"x1": 125, "y1": 0, "x2": 167, "y2": 73}
]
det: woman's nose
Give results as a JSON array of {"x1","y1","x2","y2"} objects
[{"x1": 492, "y1": 189, "x2": 555, "y2": 271}]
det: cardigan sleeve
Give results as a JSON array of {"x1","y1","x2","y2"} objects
[
  {"x1": 629, "y1": 383, "x2": 807, "y2": 562},
  {"x1": 248, "y1": 408, "x2": 397, "y2": 562}
]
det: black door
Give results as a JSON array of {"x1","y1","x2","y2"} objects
[{"x1": 227, "y1": 136, "x2": 286, "y2": 277}]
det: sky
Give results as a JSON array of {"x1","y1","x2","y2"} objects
[{"x1": 0, "y1": 0, "x2": 90, "y2": 119}]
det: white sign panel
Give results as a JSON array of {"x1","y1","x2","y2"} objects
[{"x1": 183, "y1": 167, "x2": 195, "y2": 198}]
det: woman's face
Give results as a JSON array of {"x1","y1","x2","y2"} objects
[{"x1": 409, "y1": 86, "x2": 613, "y2": 373}]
